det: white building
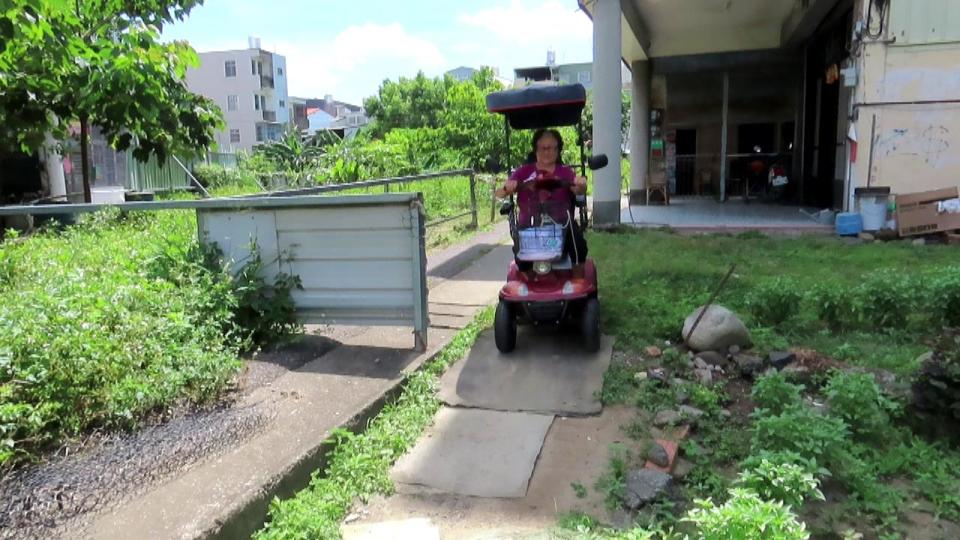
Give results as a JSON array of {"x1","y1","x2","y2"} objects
[{"x1": 185, "y1": 38, "x2": 290, "y2": 153}]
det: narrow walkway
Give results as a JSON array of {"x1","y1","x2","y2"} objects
[
  {"x1": 343, "y1": 326, "x2": 618, "y2": 538},
  {"x1": 82, "y1": 231, "x2": 512, "y2": 539}
]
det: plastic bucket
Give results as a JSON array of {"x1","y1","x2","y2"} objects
[{"x1": 855, "y1": 187, "x2": 891, "y2": 231}]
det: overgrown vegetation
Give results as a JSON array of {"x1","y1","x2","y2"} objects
[
  {"x1": 254, "y1": 307, "x2": 494, "y2": 539},
  {"x1": 0, "y1": 208, "x2": 301, "y2": 467},
  {"x1": 582, "y1": 231, "x2": 960, "y2": 538}
]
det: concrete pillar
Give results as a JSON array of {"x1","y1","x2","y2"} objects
[
  {"x1": 628, "y1": 60, "x2": 650, "y2": 205},
  {"x1": 591, "y1": 0, "x2": 622, "y2": 226},
  {"x1": 42, "y1": 127, "x2": 67, "y2": 200}
]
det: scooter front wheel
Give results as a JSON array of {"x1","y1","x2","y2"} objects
[{"x1": 495, "y1": 300, "x2": 517, "y2": 353}]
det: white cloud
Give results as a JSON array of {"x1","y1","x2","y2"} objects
[
  {"x1": 272, "y1": 23, "x2": 446, "y2": 104},
  {"x1": 459, "y1": 0, "x2": 592, "y2": 46}
]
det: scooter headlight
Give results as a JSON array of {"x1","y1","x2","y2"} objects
[{"x1": 533, "y1": 261, "x2": 552, "y2": 275}]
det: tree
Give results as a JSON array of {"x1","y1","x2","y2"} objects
[
  {"x1": 363, "y1": 71, "x2": 450, "y2": 138},
  {"x1": 257, "y1": 128, "x2": 326, "y2": 173},
  {"x1": 0, "y1": 0, "x2": 222, "y2": 202}
]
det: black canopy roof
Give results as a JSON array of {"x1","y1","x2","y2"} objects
[{"x1": 486, "y1": 84, "x2": 586, "y2": 130}]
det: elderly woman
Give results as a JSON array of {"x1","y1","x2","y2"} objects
[{"x1": 496, "y1": 128, "x2": 589, "y2": 273}]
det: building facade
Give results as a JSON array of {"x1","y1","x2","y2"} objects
[{"x1": 185, "y1": 39, "x2": 290, "y2": 153}]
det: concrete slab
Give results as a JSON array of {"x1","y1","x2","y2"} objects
[
  {"x1": 428, "y1": 246, "x2": 512, "y2": 306},
  {"x1": 342, "y1": 518, "x2": 440, "y2": 540},
  {"x1": 356, "y1": 406, "x2": 638, "y2": 538},
  {"x1": 622, "y1": 197, "x2": 833, "y2": 233},
  {"x1": 391, "y1": 408, "x2": 554, "y2": 498},
  {"x1": 439, "y1": 329, "x2": 613, "y2": 415},
  {"x1": 429, "y1": 314, "x2": 472, "y2": 330}
]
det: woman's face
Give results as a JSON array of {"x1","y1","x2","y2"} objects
[{"x1": 535, "y1": 133, "x2": 560, "y2": 167}]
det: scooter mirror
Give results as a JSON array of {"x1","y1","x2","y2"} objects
[{"x1": 588, "y1": 154, "x2": 609, "y2": 170}]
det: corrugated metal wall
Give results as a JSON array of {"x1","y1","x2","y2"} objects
[
  {"x1": 890, "y1": 0, "x2": 960, "y2": 45},
  {"x1": 196, "y1": 196, "x2": 427, "y2": 343}
]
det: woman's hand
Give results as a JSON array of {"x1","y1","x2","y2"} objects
[
  {"x1": 572, "y1": 176, "x2": 587, "y2": 195},
  {"x1": 496, "y1": 179, "x2": 518, "y2": 198}
]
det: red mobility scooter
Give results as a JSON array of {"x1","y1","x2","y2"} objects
[{"x1": 485, "y1": 84, "x2": 608, "y2": 353}]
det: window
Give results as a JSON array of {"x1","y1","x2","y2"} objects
[
  {"x1": 251, "y1": 58, "x2": 258, "y2": 75},
  {"x1": 279, "y1": 100, "x2": 285, "y2": 108},
  {"x1": 277, "y1": 67, "x2": 283, "y2": 76},
  {"x1": 224, "y1": 60, "x2": 236, "y2": 77},
  {"x1": 255, "y1": 125, "x2": 265, "y2": 142},
  {"x1": 254, "y1": 94, "x2": 260, "y2": 110},
  {"x1": 230, "y1": 129, "x2": 241, "y2": 143},
  {"x1": 227, "y1": 95, "x2": 238, "y2": 111},
  {"x1": 578, "y1": 71, "x2": 591, "y2": 83}
]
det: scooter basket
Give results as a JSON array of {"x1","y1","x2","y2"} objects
[{"x1": 517, "y1": 223, "x2": 565, "y2": 261}]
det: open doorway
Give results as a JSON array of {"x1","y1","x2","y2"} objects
[{"x1": 675, "y1": 129, "x2": 696, "y2": 195}]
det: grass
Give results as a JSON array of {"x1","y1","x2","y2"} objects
[
  {"x1": 254, "y1": 306, "x2": 494, "y2": 539},
  {"x1": 0, "y1": 209, "x2": 242, "y2": 467},
  {"x1": 589, "y1": 229, "x2": 959, "y2": 374},
  {"x1": 582, "y1": 229, "x2": 960, "y2": 538}
]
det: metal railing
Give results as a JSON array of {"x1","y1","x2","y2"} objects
[{"x1": 250, "y1": 169, "x2": 481, "y2": 229}]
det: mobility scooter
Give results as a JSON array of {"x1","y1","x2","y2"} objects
[{"x1": 485, "y1": 83, "x2": 608, "y2": 353}]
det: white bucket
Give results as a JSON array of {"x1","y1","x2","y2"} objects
[{"x1": 859, "y1": 195, "x2": 888, "y2": 231}]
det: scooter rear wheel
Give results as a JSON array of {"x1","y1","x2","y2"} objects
[
  {"x1": 581, "y1": 297, "x2": 600, "y2": 353},
  {"x1": 495, "y1": 300, "x2": 517, "y2": 353}
]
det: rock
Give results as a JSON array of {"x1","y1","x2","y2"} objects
[
  {"x1": 733, "y1": 353, "x2": 766, "y2": 379},
  {"x1": 696, "y1": 351, "x2": 727, "y2": 367},
  {"x1": 647, "y1": 368, "x2": 667, "y2": 383},
  {"x1": 671, "y1": 458, "x2": 694, "y2": 480},
  {"x1": 624, "y1": 469, "x2": 673, "y2": 509},
  {"x1": 728, "y1": 344, "x2": 741, "y2": 355},
  {"x1": 781, "y1": 364, "x2": 812, "y2": 384},
  {"x1": 769, "y1": 351, "x2": 797, "y2": 370},
  {"x1": 647, "y1": 443, "x2": 670, "y2": 467},
  {"x1": 913, "y1": 238, "x2": 926, "y2": 246},
  {"x1": 858, "y1": 232, "x2": 875, "y2": 241},
  {"x1": 644, "y1": 346, "x2": 663, "y2": 358},
  {"x1": 675, "y1": 390, "x2": 690, "y2": 404},
  {"x1": 654, "y1": 410, "x2": 681, "y2": 427},
  {"x1": 694, "y1": 357, "x2": 709, "y2": 370},
  {"x1": 720, "y1": 409, "x2": 732, "y2": 419},
  {"x1": 682, "y1": 305, "x2": 751, "y2": 352},
  {"x1": 669, "y1": 378, "x2": 688, "y2": 388},
  {"x1": 679, "y1": 405, "x2": 705, "y2": 420},
  {"x1": 634, "y1": 371, "x2": 649, "y2": 382},
  {"x1": 694, "y1": 367, "x2": 714, "y2": 385}
]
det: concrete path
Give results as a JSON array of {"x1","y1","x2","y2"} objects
[
  {"x1": 83, "y1": 233, "x2": 512, "y2": 539},
  {"x1": 622, "y1": 197, "x2": 833, "y2": 233}
]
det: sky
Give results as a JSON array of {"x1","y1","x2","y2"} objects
[{"x1": 161, "y1": 0, "x2": 594, "y2": 106}]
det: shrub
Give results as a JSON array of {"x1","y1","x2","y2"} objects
[
  {"x1": 823, "y1": 371, "x2": 899, "y2": 439},
  {"x1": 682, "y1": 488, "x2": 809, "y2": 540},
  {"x1": 751, "y1": 371, "x2": 804, "y2": 416},
  {"x1": 736, "y1": 459, "x2": 825, "y2": 509},
  {"x1": 193, "y1": 164, "x2": 255, "y2": 190},
  {"x1": 928, "y1": 268, "x2": 960, "y2": 328},
  {"x1": 751, "y1": 406, "x2": 849, "y2": 466},
  {"x1": 746, "y1": 278, "x2": 803, "y2": 326},
  {"x1": 857, "y1": 269, "x2": 915, "y2": 330},
  {"x1": 810, "y1": 283, "x2": 859, "y2": 331}
]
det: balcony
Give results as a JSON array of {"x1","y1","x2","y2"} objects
[
  {"x1": 262, "y1": 110, "x2": 277, "y2": 122},
  {"x1": 260, "y1": 75, "x2": 274, "y2": 89}
]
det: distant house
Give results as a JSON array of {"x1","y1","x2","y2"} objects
[
  {"x1": 445, "y1": 65, "x2": 513, "y2": 87},
  {"x1": 184, "y1": 37, "x2": 291, "y2": 153},
  {"x1": 513, "y1": 50, "x2": 630, "y2": 90},
  {"x1": 303, "y1": 95, "x2": 368, "y2": 139}
]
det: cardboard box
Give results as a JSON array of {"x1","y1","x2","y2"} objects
[{"x1": 896, "y1": 187, "x2": 960, "y2": 237}]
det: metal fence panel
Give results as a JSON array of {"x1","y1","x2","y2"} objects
[{"x1": 195, "y1": 194, "x2": 427, "y2": 349}]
